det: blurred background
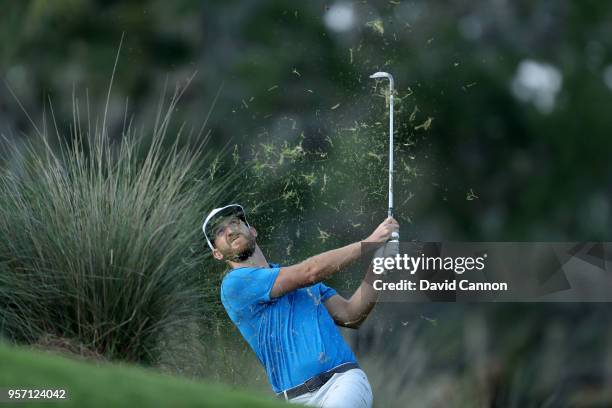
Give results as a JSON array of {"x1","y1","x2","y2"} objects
[{"x1": 1, "y1": 1, "x2": 612, "y2": 406}]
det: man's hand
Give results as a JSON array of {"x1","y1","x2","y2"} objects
[{"x1": 365, "y1": 216, "x2": 400, "y2": 244}]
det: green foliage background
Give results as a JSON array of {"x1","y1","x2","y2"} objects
[{"x1": 3, "y1": 1, "x2": 612, "y2": 250}]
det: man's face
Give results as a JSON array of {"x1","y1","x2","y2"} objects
[{"x1": 211, "y1": 215, "x2": 257, "y2": 262}]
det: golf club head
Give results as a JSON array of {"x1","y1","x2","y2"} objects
[
  {"x1": 370, "y1": 72, "x2": 394, "y2": 87},
  {"x1": 369, "y1": 71, "x2": 392, "y2": 79}
]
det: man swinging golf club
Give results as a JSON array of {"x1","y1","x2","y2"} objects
[
  {"x1": 203, "y1": 72, "x2": 399, "y2": 407},
  {"x1": 203, "y1": 204, "x2": 399, "y2": 407}
]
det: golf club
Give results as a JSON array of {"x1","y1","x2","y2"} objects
[{"x1": 370, "y1": 71, "x2": 399, "y2": 242}]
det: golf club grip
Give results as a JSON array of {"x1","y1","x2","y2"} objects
[{"x1": 389, "y1": 209, "x2": 399, "y2": 241}]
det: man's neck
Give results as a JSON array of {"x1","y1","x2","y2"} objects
[{"x1": 228, "y1": 245, "x2": 269, "y2": 269}]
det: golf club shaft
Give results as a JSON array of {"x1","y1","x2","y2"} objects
[
  {"x1": 388, "y1": 80, "x2": 394, "y2": 220},
  {"x1": 370, "y1": 71, "x2": 399, "y2": 241}
]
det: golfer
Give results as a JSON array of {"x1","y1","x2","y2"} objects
[{"x1": 202, "y1": 204, "x2": 399, "y2": 407}]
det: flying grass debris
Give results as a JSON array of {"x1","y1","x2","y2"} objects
[
  {"x1": 368, "y1": 152, "x2": 383, "y2": 162},
  {"x1": 466, "y1": 189, "x2": 479, "y2": 201},
  {"x1": 414, "y1": 117, "x2": 433, "y2": 131},
  {"x1": 282, "y1": 189, "x2": 298, "y2": 203},
  {"x1": 462, "y1": 82, "x2": 477, "y2": 91},
  {"x1": 420, "y1": 315, "x2": 438, "y2": 326},
  {"x1": 302, "y1": 173, "x2": 316, "y2": 186},
  {"x1": 409, "y1": 105, "x2": 419, "y2": 122},
  {"x1": 331, "y1": 103, "x2": 340, "y2": 110},
  {"x1": 401, "y1": 192, "x2": 415, "y2": 206},
  {"x1": 317, "y1": 228, "x2": 331, "y2": 243},
  {"x1": 366, "y1": 19, "x2": 384, "y2": 35}
]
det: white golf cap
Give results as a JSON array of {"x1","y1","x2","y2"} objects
[{"x1": 202, "y1": 204, "x2": 250, "y2": 251}]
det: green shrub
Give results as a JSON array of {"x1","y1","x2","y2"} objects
[{"x1": 0, "y1": 85, "x2": 234, "y2": 364}]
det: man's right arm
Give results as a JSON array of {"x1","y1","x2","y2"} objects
[{"x1": 270, "y1": 217, "x2": 399, "y2": 298}]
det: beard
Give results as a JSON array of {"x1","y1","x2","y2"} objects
[{"x1": 222, "y1": 233, "x2": 257, "y2": 262}]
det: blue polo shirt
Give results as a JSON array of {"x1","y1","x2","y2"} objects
[{"x1": 220, "y1": 263, "x2": 357, "y2": 393}]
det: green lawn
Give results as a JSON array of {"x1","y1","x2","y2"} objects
[{"x1": 0, "y1": 342, "x2": 284, "y2": 407}]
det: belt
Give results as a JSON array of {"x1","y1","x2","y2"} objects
[{"x1": 277, "y1": 362, "x2": 360, "y2": 400}]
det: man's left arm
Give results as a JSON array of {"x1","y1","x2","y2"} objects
[{"x1": 323, "y1": 264, "x2": 379, "y2": 329}]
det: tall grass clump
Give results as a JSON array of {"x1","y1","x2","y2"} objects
[{"x1": 0, "y1": 81, "x2": 233, "y2": 364}]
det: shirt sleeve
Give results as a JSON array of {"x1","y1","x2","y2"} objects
[
  {"x1": 221, "y1": 266, "x2": 281, "y2": 311},
  {"x1": 317, "y1": 282, "x2": 338, "y2": 302}
]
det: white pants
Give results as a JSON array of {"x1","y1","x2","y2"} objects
[{"x1": 288, "y1": 369, "x2": 373, "y2": 408}]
